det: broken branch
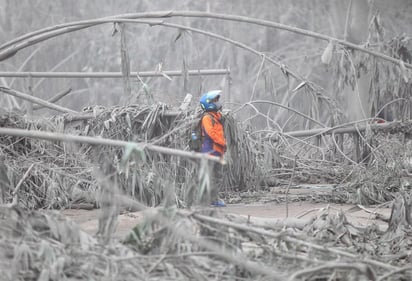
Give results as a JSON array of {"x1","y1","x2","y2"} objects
[
  {"x1": 33, "y1": 88, "x2": 72, "y2": 110},
  {"x1": 0, "y1": 86, "x2": 77, "y2": 114}
]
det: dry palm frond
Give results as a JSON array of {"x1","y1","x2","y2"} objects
[
  {"x1": 0, "y1": 114, "x2": 93, "y2": 209},
  {"x1": 1, "y1": 99, "x2": 411, "y2": 210}
]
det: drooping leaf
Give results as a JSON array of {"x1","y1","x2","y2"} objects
[
  {"x1": 111, "y1": 22, "x2": 119, "y2": 36},
  {"x1": 103, "y1": 120, "x2": 110, "y2": 130},
  {"x1": 120, "y1": 143, "x2": 146, "y2": 171},
  {"x1": 399, "y1": 60, "x2": 409, "y2": 83},
  {"x1": 121, "y1": 143, "x2": 139, "y2": 165},
  {"x1": 321, "y1": 41, "x2": 334, "y2": 65},
  {"x1": 174, "y1": 28, "x2": 184, "y2": 42},
  {"x1": 160, "y1": 71, "x2": 172, "y2": 81},
  {"x1": 125, "y1": 113, "x2": 132, "y2": 128},
  {"x1": 292, "y1": 81, "x2": 306, "y2": 93}
]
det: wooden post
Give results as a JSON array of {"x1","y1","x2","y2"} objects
[{"x1": 120, "y1": 23, "x2": 131, "y2": 97}]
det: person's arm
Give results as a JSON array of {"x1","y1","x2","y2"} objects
[{"x1": 202, "y1": 115, "x2": 226, "y2": 147}]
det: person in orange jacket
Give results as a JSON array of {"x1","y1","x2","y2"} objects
[
  {"x1": 199, "y1": 90, "x2": 226, "y2": 157},
  {"x1": 199, "y1": 90, "x2": 226, "y2": 206}
]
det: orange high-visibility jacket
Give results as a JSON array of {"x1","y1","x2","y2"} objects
[{"x1": 201, "y1": 111, "x2": 226, "y2": 156}]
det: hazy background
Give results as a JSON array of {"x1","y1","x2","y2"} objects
[{"x1": 1, "y1": 0, "x2": 411, "y2": 130}]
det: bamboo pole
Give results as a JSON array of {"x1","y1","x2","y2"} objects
[
  {"x1": 284, "y1": 120, "x2": 408, "y2": 138},
  {"x1": 66, "y1": 110, "x2": 182, "y2": 122},
  {"x1": 1, "y1": 11, "x2": 411, "y2": 70},
  {"x1": 0, "y1": 86, "x2": 77, "y2": 114},
  {"x1": 0, "y1": 69, "x2": 230, "y2": 78},
  {"x1": 119, "y1": 23, "x2": 131, "y2": 97},
  {"x1": 0, "y1": 127, "x2": 223, "y2": 163}
]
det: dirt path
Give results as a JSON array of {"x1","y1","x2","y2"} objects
[
  {"x1": 62, "y1": 184, "x2": 392, "y2": 238},
  {"x1": 62, "y1": 201, "x2": 391, "y2": 238}
]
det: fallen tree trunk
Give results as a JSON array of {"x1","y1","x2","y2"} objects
[
  {"x1": 285, "y1": 120, "x2": 412, "y2": 139},
  {"x1": 225, "y1": 213, "x2": 315, "y2": 230}
]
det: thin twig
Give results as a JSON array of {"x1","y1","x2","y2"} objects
[
  {"x1": 331, "y1": 131, "x2": 358, "y2": 165},
  {"x1": 235, "y1": 100, "x2": 326, "y2": 128},
  {"x1": 285, "y1": 155, "x2": 297, "y2": 218},
  {"x1": 11, "y1": 163, "x2": 35, "y2": 207},
  {"x1": 343, "y1": 0, "x2": 353, "y2": 42},
  {"x1": 33, "y1": 88, "x2": 72, "y2": 110},
  {"x1": 356, "y1": 204, "x2": 390, "y2": 222},
  {"x1": 250, "y1": 55, "x2": 266, "y2": 101}
]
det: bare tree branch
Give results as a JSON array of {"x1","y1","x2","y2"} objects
[
  {"x1": 33, "y1": 88, "x2": 72, "y2": 110},
  {"x1": 0, "y1": 127, "x2": 223, "y2": 163},
  {"x1": 0, "y1": 86, "x2": 77, "y2": 114},
  {"x1": 1, "y1": 11, "x2": 411, "y2": 69}
]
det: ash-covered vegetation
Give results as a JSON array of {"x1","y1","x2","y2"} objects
[{"x1": 0, "y1": 1, "x2": 412, "y2": 280}]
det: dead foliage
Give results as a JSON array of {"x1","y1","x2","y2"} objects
[
  {"x1": 1, "y1": 199, "x2": 412, "y2": 280},
  {"x1": 1, "y1": 104, "x2": 412, "y2": 209},
  {"x1": 1, "y1": 104, "x2": 412, "y2": 280},
  {"x1": 0, "y1": 103, "x2": 269, "y2": 209}
]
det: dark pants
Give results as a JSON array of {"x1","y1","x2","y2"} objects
[
  {"x1": 196, "y1": 160, "x2": 224, "y2": 206},
  {"x1": 210, "y1": 161, "x2": 224, "y2": 202}
]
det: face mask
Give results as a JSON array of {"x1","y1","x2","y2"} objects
[{"x1": 214, "y1": 101, "x2": 222, "y2": 110}]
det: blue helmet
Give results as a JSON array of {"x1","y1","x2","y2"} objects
[{"x1": 199, "y1": 90, "x2": 222, "y2": 112}]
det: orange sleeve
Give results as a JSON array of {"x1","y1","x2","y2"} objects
[{"x1": 202, "y1": 115, "x2": 226, "y2": 147}]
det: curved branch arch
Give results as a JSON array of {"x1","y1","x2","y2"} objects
[
  {"x1": 234, "y1": 100, "x2": 326, "y2": 128},
  {"x1": 0, "y1": 14, "x2": 342, "y2": 122},
  {"x1": 0, "y1": 18, "x2": 306, "y2": 83},
  {"x1": 1, "y1": 11, "x2": 411, "y2": 70}
]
